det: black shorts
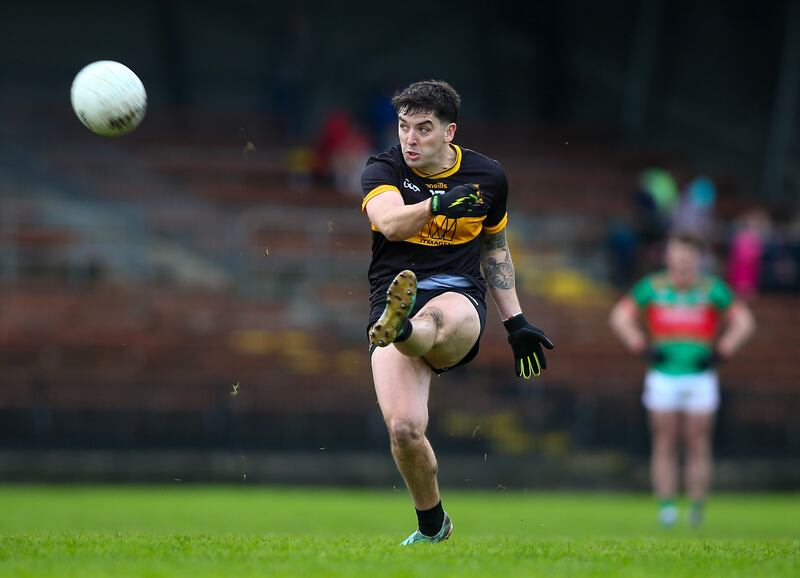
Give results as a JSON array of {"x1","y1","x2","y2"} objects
[{"x1": 367, "y1": 285, "x2": 487, "y2": 374}]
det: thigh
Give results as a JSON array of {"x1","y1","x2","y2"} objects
[
  {"x1": 417, "y1": 291, "x2": 481, "y2": 369},
  {"x1": 371, "y1": 344, "x2": 432, "y2": 426},
  {"x1": 683, "y1": 411, "x2": 715, "y2": 447},
  {"x1": 648, "y1": 410, "x2": 681, "y2": 444},
  {"x1": 682, "y1": 371, "x2": 720, "y2": 415},
  {"x1": 643, "y1": 370, "x2": 682, "y2": 413}
]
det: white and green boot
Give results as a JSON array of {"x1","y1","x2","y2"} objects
[
  {"x1": 658, "y1": 500, "x2": 678, "y2": 528},
  {"x1": 400, "y1": 512, "x2": 453, "y2": 546}
]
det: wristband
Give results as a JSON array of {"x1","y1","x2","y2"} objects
[{"x1": 503, "y1": 313, "x2": 526, "y2": 333}]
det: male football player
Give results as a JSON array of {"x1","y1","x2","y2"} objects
[
  {"x1": 610, "y1": 233, "x2": 754, "y2": 526},
  {"x1": 361, "y1": 80, "x2": 554, "y2": 544}
]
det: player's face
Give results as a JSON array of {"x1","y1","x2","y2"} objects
[
  {"x1": 665, "y1": 239, "x2": 702, "y2": 286},
  {"x1": 397, "y1": 111, "x2": 455, "y2": 172}
]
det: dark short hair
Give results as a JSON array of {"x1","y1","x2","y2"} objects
[
  {"x1": 391, "y1": 80, "x2": 461, "y2": 124},
  {"x1": 669, "y1": 231, "x2": 706, "y2": 252}
]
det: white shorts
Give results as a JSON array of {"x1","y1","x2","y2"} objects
[{"x1": 642, "y1": 369, "x2": 719, "y2": 414}]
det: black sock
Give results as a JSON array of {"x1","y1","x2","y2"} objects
[
  {"x1": 416, "y1": 500, "x2": 445, "y2": 537},
  {"x1": 395, "y1": 319, "x2": 413, "y2": 342}
]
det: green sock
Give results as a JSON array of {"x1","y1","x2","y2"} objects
[
  {"x1": 689, "y1": 500, "x2": 704, "y2": 525},
  {"x1": 691, "y1": 500, "x2": 704, "y2": 515}
]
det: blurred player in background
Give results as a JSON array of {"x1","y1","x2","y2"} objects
[
  {"x1": 361, "y1": 80, "x2": 554, "y2": 544},
  {"x1": 609, "y1": 233, "x2": 755, "y2": 527}
]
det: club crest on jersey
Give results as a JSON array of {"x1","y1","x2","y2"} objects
[
  {"x1": 403, "y1": 178, "x2": 421, "y2": 193},
  {"x1": 420, "y1": 216, "x2": 457, "y2": 243}
]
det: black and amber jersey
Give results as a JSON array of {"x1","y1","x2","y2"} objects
[{"x1": 360, "y1": 143, "x2": 509, "y2": 304}]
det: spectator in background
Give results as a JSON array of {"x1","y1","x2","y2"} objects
[
  {"x1": 367, "y1": 88, "x2": 398, "y2": 153},
  {"x1": 671, "y1": 175, "x2": 719, "y2": 275},
  {"x1": 633, "y1": 168, "x2": 679, "y2": 275},
  {"x1": 608, "y1": 168, "x2": 683, "y2": 291},
  {"x1": 672, "y1": 176, "x2": 716, "y2": 239},
  {"x1": 609, "y1": 232, "x2": 755, "y2": 528},
  {"x1": 313, "y1": 109, "x2": 373, "y2": 196},
  {"x1": 726, "y1": 208, "x2": 771, "y2": 300},
  {"x1": 607, "y1": 217, "x2": 639, "y2": 289},
  {"x1": 760, "y1": 208, "x2": 800, "y2": 293}
]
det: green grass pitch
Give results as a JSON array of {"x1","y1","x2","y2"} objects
[{"x1": 0, "y1": 486, "x2": 797, "y2": 577}]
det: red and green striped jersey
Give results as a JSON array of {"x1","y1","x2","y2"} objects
[{"x1": 630, "y1": 272, "x2": 734, "y2": 375}]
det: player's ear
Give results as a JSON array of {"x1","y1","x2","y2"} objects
[{"x1": 444, "y1": 122, "x2": 457, "y2": 143}]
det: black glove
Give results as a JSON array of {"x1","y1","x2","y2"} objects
[
  {"x1": 504, "y1": 314, "x2": 554, "y2": 379},
  {"x1": 695, "y1": 352, "x2": 722, "y2": 371},
  {"x1": 645, "y1": 346, "x2": 666, "y2": 365},
  {"x1": 430, "y1": 184, "x2": 486, "y2": 218}
]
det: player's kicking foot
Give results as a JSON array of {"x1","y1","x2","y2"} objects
[
  {"x1": 400, "y1": 512, "x2": 453, "y2": 546},
  {"x1": 369, "y1": 270, "x2": 417, "y2": 347}
]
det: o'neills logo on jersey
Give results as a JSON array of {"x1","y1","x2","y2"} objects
[{"x1": 427, "y1": 182, "x2": 448, "y2": 190}]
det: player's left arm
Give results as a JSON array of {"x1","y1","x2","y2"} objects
[
  {"x1": 480, "y1": 228, "x2": 521, "y2": 319},
  {"x1": 481, "y1": 228, "x2": 554, "y2": 378},
  {"x1": 715, "y1": 300, "x2": 756, "y2": 359}
]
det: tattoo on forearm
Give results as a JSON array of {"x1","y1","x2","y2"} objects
[
  {"x1": 485, "y1": 252, "x2": 514, "y2": 289},
  {"x1": 482, "y1": 230, "x2": 515, "y2": 289}
]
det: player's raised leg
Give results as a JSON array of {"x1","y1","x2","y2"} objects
[
  {"x1": 399, "y1": 292, "x2": 481, "y2": 366},
  {"x1": 370, "y1": 270, "x2": 482, "y2": 362},
  {"x1": 370, "y1": 271, "x2": 481, "y2": 366}
]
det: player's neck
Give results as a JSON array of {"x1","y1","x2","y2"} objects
[
  {"x1": 670, "y1": 272, "x2": 697, "y2": 290},
  {"x1": 417, "y1": 144, "x2": 457, "y2": 176}
]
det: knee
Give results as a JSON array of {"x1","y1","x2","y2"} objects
[
  {"x1": 388, "y1": 418, "x2": 425, "y2": 450},
  {"x1": 685, "y1": 434, "x2": 711, "y2": 456},
  {"x1": 653, "y1": 432, "x2": 678, "y2": 453},
  {"x1": 417, "y1": 308, "x2": 445, "y2": 331},
  {"x1": 420, "y1": 307, "x2": 460, "y2": 347}
]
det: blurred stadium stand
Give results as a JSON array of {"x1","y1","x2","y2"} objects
[{"x1": 0, "y1": 0, "x2": 798, "y2": 488}]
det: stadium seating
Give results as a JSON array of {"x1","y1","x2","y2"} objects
[{"x1": 1, "y1": 106, "x2": 796, "y2": 455}]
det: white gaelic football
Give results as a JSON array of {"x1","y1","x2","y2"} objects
[{"x1": 70, "y1": 60, "x2": 147, "y2": 136}]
